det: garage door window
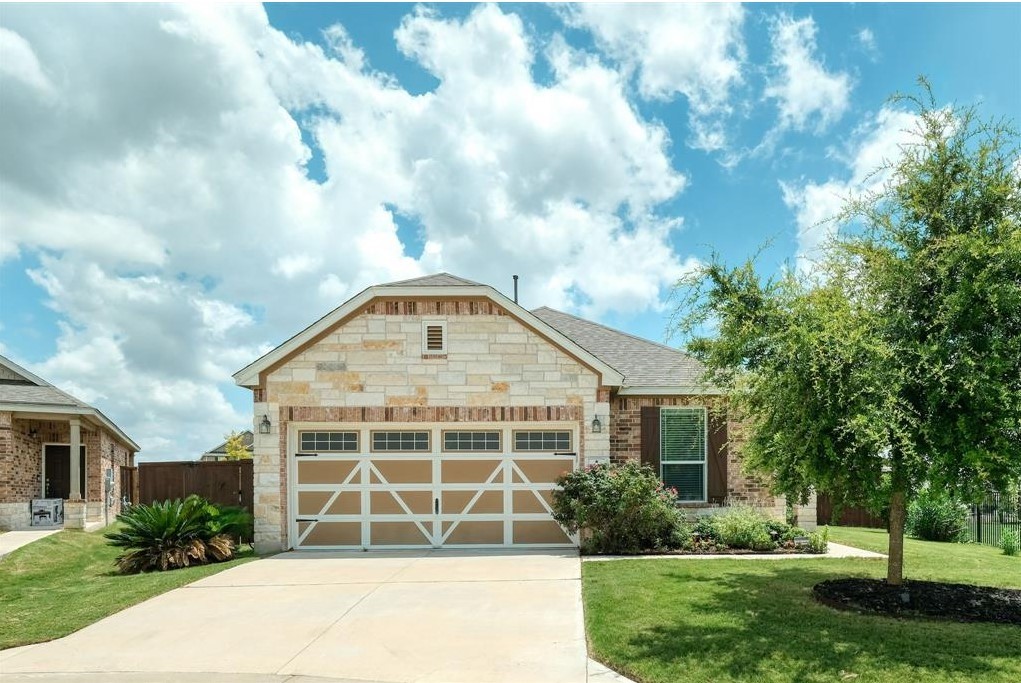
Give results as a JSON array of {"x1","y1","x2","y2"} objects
[
  {"x1": 513, "y1": 430, "x2": 572, "y2": 452},
  {"x1": 443, "y1": 430, "x2": 501, "y2": 452},
  {"x1": 371, "y1": 431, "x2": 430, "y2": 452},
  {"x1": 300, "y1": 431, "x2": 358, "y2": 452}
]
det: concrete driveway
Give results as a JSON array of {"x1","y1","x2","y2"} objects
[{"x1": 1, "y1": 550, "x2": 587, "y2": 683}]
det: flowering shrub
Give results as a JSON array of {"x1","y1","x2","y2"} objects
[
  {"x1": 551, "y1": 462, "x2": 686, "y2": 554},
  {"x1": 552, "y1": 463, "x2": 828, "y2": 555}
]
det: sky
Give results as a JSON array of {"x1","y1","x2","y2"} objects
[{"x1": 1, "y1": 2, "x2": 1019, "y2": 461}]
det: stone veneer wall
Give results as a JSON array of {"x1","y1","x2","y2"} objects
[
  {"x1": 251, "y1": 304, "x2": 610, "y2": 551},
  {"x1": 609, "y1": 395, "x2": 784, "y2": 512}
]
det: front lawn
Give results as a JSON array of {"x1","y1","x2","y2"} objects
[
  {"x1": 0, "y1": 528, "x2": 256, "y2": 649},
  {"x1": 584, "y1": 528, "x2": 1020, "y2": 683}
]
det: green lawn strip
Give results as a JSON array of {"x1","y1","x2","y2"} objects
[
  {"x1": 828, "y1": 526, "x2": 1020, "y2": 587},
  {"x1": 584, "y1": 529, "x2": 1020, "y2": 683},
  {"x1": 0, "y1": 527, "x2": 256, "y2": 649}
]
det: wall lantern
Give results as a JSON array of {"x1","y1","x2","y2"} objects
[
  {"x1": 28, "y1": 427, "x2": 38, "y2": 439},
  {"x1": 258, "y1": 414, "x2": 272, "y2": 435},
  {"x1": 591, "y1": 415, "x2": 603, "y2": 434}
]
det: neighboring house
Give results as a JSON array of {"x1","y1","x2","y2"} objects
[
  {"x1": 234, "y1": 273, "x2": 813, "y2": 553},
  {"x1": 0, "y1": 354, "x2": 138, "y2": 530},
  {"x1": 200, "y1": 430, "x2": 254, "y2": 461}
]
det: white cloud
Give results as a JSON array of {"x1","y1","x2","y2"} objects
[
  {"x1": 765, "y1": 15, "x2": 853, "y2": 133},
  {"x1": 563, "y1": 3, "x2": 746, "y2": 152},
  {"x1": 0, "y1": 4, "x2": 694, "y2": 458},
  {"x1": 781, "y1": 107, "x2": 919, "y2": 268},
  {"x1": 857, "y1": 28, "x2": 879, "y2": 61},
  {"x1": 0, "y1": 26, "x2": 55, "y2": 96}
]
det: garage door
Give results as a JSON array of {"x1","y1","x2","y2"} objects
[{"x1": 290, "y1": 424, "x2": 577, "y2": 549}]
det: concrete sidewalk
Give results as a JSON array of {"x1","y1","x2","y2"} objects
[
  {"x1": 584, "y1": 541, "x2": 886, "y2": 562},
  {"x1": 0, "y1": 528, "x2": 61, "y2": 560},
  {"x1": 1, "y1": 550, "x2": 588, "y2": 683}
]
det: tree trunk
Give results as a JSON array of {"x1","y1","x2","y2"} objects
[{"x1": 887, "y1": 488, "x2": 907, "y2": 585}]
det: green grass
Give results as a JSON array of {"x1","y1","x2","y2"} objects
[
  {"x1": 828, "y1": 526, "x2": 1021, "y2": 586},
  {"x1": 0, "y1": 528, "x2": 256, "y2": 649},
  {"x1": 584, "y1": 527, "x2": 1020, "y2": 683}
]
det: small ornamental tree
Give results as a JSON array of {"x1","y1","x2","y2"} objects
[
  {"x1": 223, "y1": 431, "x2": 251, "y2": 461},
  {"x1": 673, "y1": 82, "x2": 1021, "y2": 585}
]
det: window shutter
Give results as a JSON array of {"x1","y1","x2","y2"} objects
[
  {"x1": 707, "y1": 410, "x2": 729, "y2": 504},
  {"x1": 640, "y1": 406, "x2": 660, "y2": 472}
]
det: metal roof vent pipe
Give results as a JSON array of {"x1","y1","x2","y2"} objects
[{"x1": 513, "y1": 274, "x2": 519, "y2": 304}]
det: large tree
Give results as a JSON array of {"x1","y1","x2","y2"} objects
[{"x1": 675, "y1": 84, "x2": 1021, "y2": 584}]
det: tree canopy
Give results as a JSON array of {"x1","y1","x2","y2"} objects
[{"x1": 674, "y1": 82, "x2": 1021, "y2": 583}]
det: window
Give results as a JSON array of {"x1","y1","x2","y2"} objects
[
  {"x1": 660, "y1": 407, "x2": 706, "y2": 502},
  {"x1": 513, "y1": 430, "x2": 572, "y2": 452},
  {"x1": 371, "y1": 431, "x2": 430, "y2": 452},
  {"x1": 422, "y1": 321, "x2": 446, "y2": 355},
  {"x1": 299, "y1": 431, "x2": 358, "y2": 452},
  {"x1": 443, "y1": 430, "x2": 501, "y2": 452}
]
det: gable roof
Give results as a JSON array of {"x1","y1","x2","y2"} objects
[
  {"x1": 0, "y1": 354, "x2": 141, "y2": 451},
  {"x1": 530, "y1": 307, "x2": 714, "y2": 392},
  {"x1": 378, "y1": 273, "x2": 484, "y2": 287},
  {"x1": 233, "y1": 275, "x2": 626, "y2": 387},
  {"x1": 204, "y1": 430, "x2": 254, "y2": 455}
]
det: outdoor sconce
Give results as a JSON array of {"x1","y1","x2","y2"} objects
[
  {"x1": 591, "y1": 415, "x2": 603, "y2": 434},
  {"x1": 258, "y1": 414, "x2": 272, "y2": 434},
  {"x1": 28, "y1": 428, "x2": 38, "y2": 439}
]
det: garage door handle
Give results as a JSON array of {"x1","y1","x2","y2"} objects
[{"x1": 434, "y1": 498, "x2": 439, "y2": 514}]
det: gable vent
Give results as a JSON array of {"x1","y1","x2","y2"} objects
[{"x1": 423, "y1": 321, "x2": 447, "y2": 355}]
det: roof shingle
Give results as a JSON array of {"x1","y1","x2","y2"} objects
[
  {"x1": 378, "y1": 273, "x2": 484, "y2": 288},
  {"x1": 531, "y1": 307, "x2": 707, "y2": 388}
]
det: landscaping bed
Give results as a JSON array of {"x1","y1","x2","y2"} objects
[{"x1": 814, "y1": 578, "x2": 1021, "y2": 624}]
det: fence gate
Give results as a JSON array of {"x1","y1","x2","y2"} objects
[
  {"x1": 138, "y1": 460, "x2": 254, "y2": 510},
  {"x1": 969, "y1": 491, "x2": 1021, "y2": 548},
  {"x1": 119, "y1": 466, "x2": 137, "y2": 505}
]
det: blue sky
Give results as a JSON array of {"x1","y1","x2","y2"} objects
[{"x1": 1, "y1": 3, "x2": 1018, "y2": 459}]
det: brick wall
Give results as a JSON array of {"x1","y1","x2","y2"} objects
[
  {"x1": 0, "y1": 415, "x2": 133, "y2": 514},
  {"x1": 609, "y1": 395, "x2": 781, "y2": 509}
]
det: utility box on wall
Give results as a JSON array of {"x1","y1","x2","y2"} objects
[{"x1": 30, "y1": 498, "x2": 63, "y2": 526}]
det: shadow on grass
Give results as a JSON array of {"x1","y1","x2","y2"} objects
[{"x1": 601, "y1": 562, "x2": 1018, "y2": 682}]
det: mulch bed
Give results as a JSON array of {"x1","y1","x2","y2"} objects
[{"x1": 814, "y1": 578, "x2": 1021, "y2": 625}]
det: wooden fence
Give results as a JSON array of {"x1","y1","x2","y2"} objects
[
  {"x1": 138, "y1": 460, "x2": 254, "y2": 511},
  {"x1": 816, "y1": 493, "x2": 887, "y2": 529},
  {"x1": 119, "y1": 465, "x2": 138, "y2": 504}
]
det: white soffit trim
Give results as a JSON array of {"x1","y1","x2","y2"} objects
[
  {"x1": 617, "y1": 385, "x2": 724, "y2": 396},
  {"x1": 0, "y1": 403, "x2": 141, "y2": 451},
  {"x1": 233, "y1": 284, "x2": 625, "y2": 387}
]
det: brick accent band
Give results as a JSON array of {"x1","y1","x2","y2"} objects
[{"x1": 284, "y1": 405, "x2": 582, "y2": 423}]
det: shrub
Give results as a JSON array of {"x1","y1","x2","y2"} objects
[
  {"x1": 809, "y1": 526, "x2": 829, "y2": 553},
  {"x1": 906, "y1": 489, "x2": 969, "y2": 542},
  {"x1": 551, "y1": 462, "x2": 684, "y2": 554},
  {"x1": 1001, "y1": 529, "x2": 1020, "y2": 557},
  {"x1": 707, "y1": 506, "x2": 776, "y2": 551},
  {"x1": 105, "y1": 495, "x2": 253, "y2": 574}
]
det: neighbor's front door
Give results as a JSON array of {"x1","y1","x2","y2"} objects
[{"x1": 44, "y1": 445, "x2": 86, "y2": 499}]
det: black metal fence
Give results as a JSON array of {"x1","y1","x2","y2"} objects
[{"x1": 967, "y1": 490, "x2": 1021, "y2": 548}]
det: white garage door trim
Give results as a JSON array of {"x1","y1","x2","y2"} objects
[{"x1": 286, "y1": 421, "x2": 580, "y2": 550}]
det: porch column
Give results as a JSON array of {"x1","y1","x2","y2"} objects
[
  {"x1": 69, "y1": 419, "x2": 82, "y2": 500},
  {"x1": 63, "y1": 418, "x2": 87, "y2": 529}
]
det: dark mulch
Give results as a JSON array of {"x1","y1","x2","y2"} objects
[{"x1": 814, "y1": 578, "x2": 1021, "y2": 625}]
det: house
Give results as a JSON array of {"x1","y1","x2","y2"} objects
[
  {"x1": 200, "y1": 430, "x2": 254, "y2": 462},
  {"x1": 234, "y1": 273, "x2": 813, "y2": 553},
  {"x1": 0, "y1": 354, "x2": 138, "y2": 530}
]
